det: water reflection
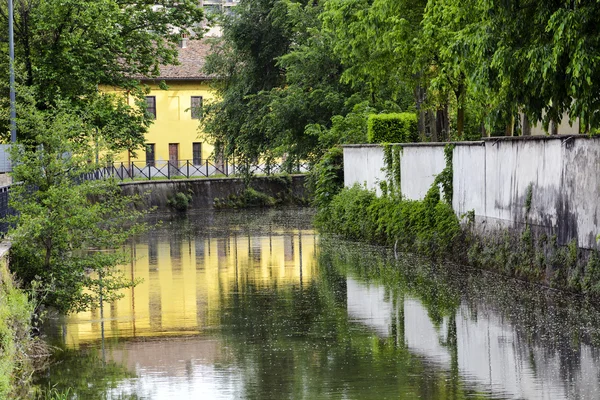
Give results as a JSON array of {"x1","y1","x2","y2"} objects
[
  {"x1": 332, "y1": 241, "x2": 600, "y2": 400},
  {"x1": 63, "y1": 211, "x2": 317, "y2": 346},
  {"x1": 40, "y1": 209, "x2": 600, "y2": 399}
]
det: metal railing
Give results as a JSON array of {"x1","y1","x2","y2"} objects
[
  {"x1": 80, "y1": 159, "x2": 310, "y2": 182},
  {"x1": 0, "y1": 185, "x2": 11, "y2": 235}
]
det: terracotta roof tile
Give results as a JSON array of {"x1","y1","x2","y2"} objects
[{"x1": 142, "y1": 39, "x2": 213, "y2": 81}]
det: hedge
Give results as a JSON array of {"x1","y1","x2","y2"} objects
[{"x1": 367, "y1": 113, "x2": 419, "y2": 144}]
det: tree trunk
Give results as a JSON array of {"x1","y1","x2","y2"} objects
[
  {"x1": 436, "y1": 107, "x2": 449, "y2": 142},
  {"x1": 551, "y1": 120, "x2": 559, "y2": 135},
  {"x1": 522, "y1": 114, "x2": 531, "y2": 136},
  {"x1": 505, "y1": 116, "x2": 515, "y2": 136},
  {"x1": 455, "y1": 74, "x2": 466, "y2": 140},
  {"x1": 456, "y1": 107, "x2": 465, "y2": 140},
  {"x1": 428, "y1": 110, "x2": 438, "y2": 142},
  {"x1": 414, "y1": 85, "x2": 427, "y2": 141}
]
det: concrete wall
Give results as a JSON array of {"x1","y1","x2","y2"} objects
[
  {"x1": 119, "y1": 175, "x2": 306, "y2": 210},
  {"x1": 342, "y1": 145, "x2": 386, "y2": 195},
  {"x1": 400, "y1": 144, "x2": 446, "y2": 200},
  {"x1": 453, "y1": 142, "x2": 486, "y2": 216},
  {"x1": 343, "y1": 136, "x2": 600, "y2": 249}
]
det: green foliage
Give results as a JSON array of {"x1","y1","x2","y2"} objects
[
  {"x1": 321, "y1": 0, "x2": 426, "y2": 105},
  {"x1": 7, "y1": 105, "x2": 147, "y2": 314},
  {"x1": 317, "y1": 183, "x2": 461, "y2": 260},
  {"x1": 167, "y1": 191, "x2": 193, "y2": 212},
  {"x1": 0, "y1": 260, "x2": 35, "y2": 399},
  {"x1": 0, "y1": 0, "x2": 203, "y2": 148},
  {"x1": 203, "y1": 0, "x2": 338, "y2": 166},
  {"x1": 433, "y1": 143, "x2": 454, "y2": 204},
  {"x1": 582, "y1": 251, "x2": 600, "y2": 295},
  {"x1": 309, "y1": 101, "x2": 376, "y2": 150},
  {"x1": 382, "y1": 144, "x2": 403, "y2": 196},
  {"x1": 316, "y1": 184, "x2": 378, "y2": 241},
  {"x1": 214, "y1": 188, "x2": 277, "y2": 209},
  {"x1": 306, "y1": 146, "x2": 344, "y2": 208},
  {"x1": 367, "y1": 113, "x2": 419, "y2": 144},
  {"x1": 525, "y1": 184, "x2": 533, "y2": 216}
]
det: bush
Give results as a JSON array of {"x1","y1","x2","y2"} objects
[
  {"x1": 317, "y1": 183, "x2": 461, "y2": 259},
  {"x1": 0, "y1": 260, "x2": 35, "y2": 399},
  {"x1": 306, "y1": 146, "x2": 344, "y2": 208},
  {"x1": 316, "y1": 184, "x2": 377, "y2": 240},
  {"x1": 214, "y1": 188, "x2": 276, "y2": 208},
  {"x1": 167, "y1": 192, "x2": 193, "y2": 212},
  {"x1": 367, "y1": 112, "x2": 419, "y2": 144}
]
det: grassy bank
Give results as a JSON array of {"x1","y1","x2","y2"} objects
[
  {"x1": 0, "y1": 251, "x2": 36, "y2": 398},
  {"x1": 316, "y1": 184, "x2": 600, "y2": 295}
]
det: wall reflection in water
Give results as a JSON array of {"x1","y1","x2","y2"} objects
[
  {"x1": 63, "y1": 227, "x2": 316, "y2": 347},
  {"x1": 340, "y1": 246, "x2": 600, "y2": 400}
]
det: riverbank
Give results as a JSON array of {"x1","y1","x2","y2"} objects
[
  {"x1": 0, "y1": 242, "x2": 37, "y2": 398},
  {"x1": 336, "y1": 136, "x2": 600, "y2": 295},
  {"x1": 317, "y1": 183, "x2": 600, "y2": 295}
]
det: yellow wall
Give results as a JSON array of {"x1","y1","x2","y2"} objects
[{"x1": 102, "y1": 80, "x2": 216, "y2": 163}]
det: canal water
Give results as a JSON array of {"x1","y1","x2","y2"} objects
[{"x1": 39, "y1": 208, "x2": 600, "y2": 399}]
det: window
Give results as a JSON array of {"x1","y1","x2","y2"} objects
[
  {"x1": 146, "y1": 144, "x2": 155, "y2": 167},
  {"x1": 145, "y1": 96, "x2": 156, "y2": 119},
  {"x1": 193, "y1": 142, "x2": 202, "y2": 165},
  {"x1": 191, "y1": 96, "x2": 203, "y2": 119}
]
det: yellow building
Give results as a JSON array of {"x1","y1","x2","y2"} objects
[{"x1": 110, "y1": 38, "x2": 216, "y2": 167}]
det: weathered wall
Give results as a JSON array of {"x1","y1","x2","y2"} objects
[
  {"x1": 453, "y1": 142, "x2": 486, "y2": 216},
  {"x1": 342, "y1": 145, "x2": 386, "y2": 195},
  {"x1": 400, "y1": 144, "x2": 446, "y2": 200},
  {"x1": 120, "y1": 175, "x2": 306, "y2": 210},
  {"x1": 343, "y1": 136, "x2": 600, "y2": 249}
]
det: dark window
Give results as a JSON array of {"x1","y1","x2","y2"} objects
[
  {"x1": 193, "y1": 142, "x2": 202, "y2": 165},
  {"x1": 191, "y1": 96, "x2": 203, "y2": 119},
  {"x1": 146, "y1": 96, "x2": 156, "y2": 119},
  {"x1": 146, "y1": 144, "x2": 155, "y2": 167}
]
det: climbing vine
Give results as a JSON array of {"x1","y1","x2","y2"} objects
[
  {"x1": 382, "y1": 143, "x2": 403, "y2": 196},
  {"x1": 433, "y1": 143, "x2": 454, "y2": 205}
]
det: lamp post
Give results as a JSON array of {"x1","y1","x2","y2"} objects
[{"x1": 8, "y1": 0, "x2": 16, "y2": 144}]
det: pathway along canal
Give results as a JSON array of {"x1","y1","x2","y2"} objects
[{"x1": 39, "y1": 208, "x2": 600, "y2": 399}]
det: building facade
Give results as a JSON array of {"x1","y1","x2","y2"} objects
[{"x1": 107, "y1": 39, "x2": 216, "y2": 166}]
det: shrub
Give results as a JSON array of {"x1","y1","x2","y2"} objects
[
  {"x1": 0, "y1": 261, "x2": 35, "y2": 399},
  {"x1": 316, "y1": 184, "x2": 377, "y2": 240},
  {"x1": 367, "y1": 113, "x2": 419, "y2": 144},
  {"x1": 214, "y1": 188, "x2": 276, "y2": 208},
  {"x1": 317, "y1": 183, "x2": 461, "y2": 260},
  {"x1": 306, "y1": 146, "x2": 344, "y2": 208},
  {"x1": 167, "y1": 192, "x2": 193, "y2": 212}
]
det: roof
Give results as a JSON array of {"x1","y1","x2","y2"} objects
[{"x1": 141, "y1": 39, "x2": 213, "y2": 81}]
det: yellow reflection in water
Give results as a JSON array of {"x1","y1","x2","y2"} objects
[{"x1": 63, "y1": 228, "x2": 317, "y2": 348}]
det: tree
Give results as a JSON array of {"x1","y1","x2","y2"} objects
[
  {"x1": 203, "y1": 0, "x2": 403, "y2": 166},
  {"x1": 7, "y1": 102, "x2": 146, "y2": 313},
  {"x1": 202, "y1": 0, "x2": 297, "y2": 166},
  {"x1": 0, "y1": 0, "x2": 203, "y2": 149}
]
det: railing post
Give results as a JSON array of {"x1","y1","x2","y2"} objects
[
  {"x1": 148, "y1": 164, "x2": 151, "y2": 180},
  {"x1": 167, "y1": 161, "x2": 171, "y2": 180},
  {"x1": 225, "y1": 159, "x2": 229, "y2": 177},
  {"x1": 130, "y1": 162, "x2": 134, "y2": 180},
  {"x1": 206, "y1": 160, "x2": 209, "y2": 177},
  {"x1": 186, "y1": 160, "x2": 190, "y2": 178}
]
